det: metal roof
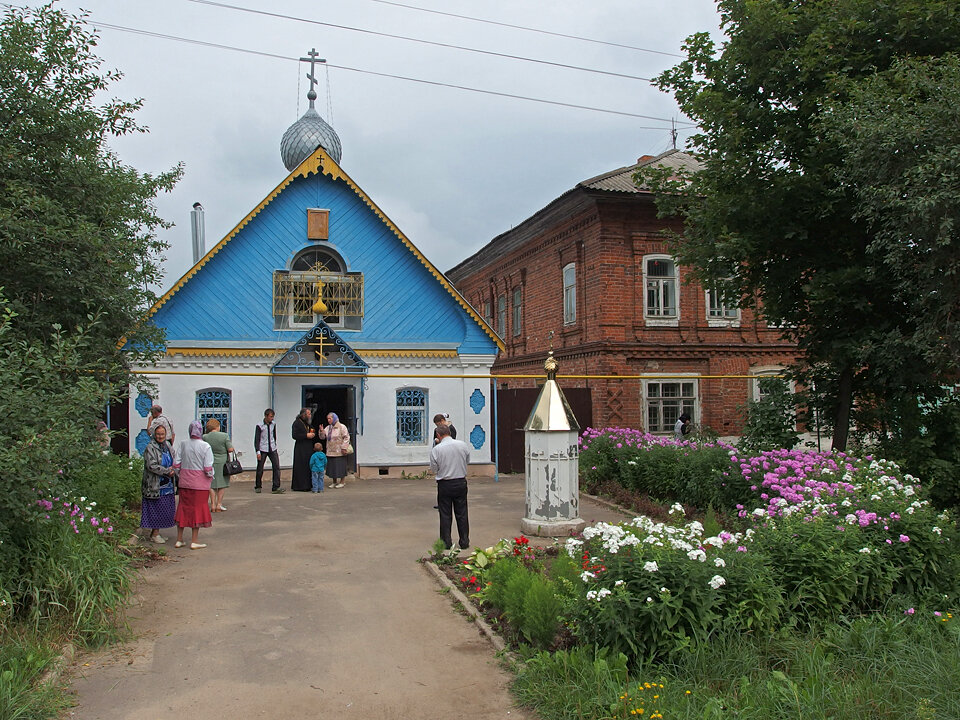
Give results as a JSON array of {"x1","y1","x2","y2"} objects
[{"x1": 578, "y1": 149, "x2": 700, "y2": 194}]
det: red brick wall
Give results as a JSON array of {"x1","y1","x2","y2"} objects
[{"x1": 451, "y1": 190, "x2": 799, "y2": 436}]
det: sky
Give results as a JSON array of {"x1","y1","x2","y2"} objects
[{"x1": 22, "y1": 0, "x2": 721, "y2": 288}]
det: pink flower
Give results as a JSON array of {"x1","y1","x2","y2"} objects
[{"x1": 899, "y1": 535, "x2": 910, "y2": 543}]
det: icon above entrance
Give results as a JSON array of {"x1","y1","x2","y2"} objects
[{"x1": 272, "y1": 319, "x2": 368, "y2": 375}]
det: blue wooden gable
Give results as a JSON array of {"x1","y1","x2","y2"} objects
[{"x1": 147, "y1": 148, "x2": 501, "y2": 356}]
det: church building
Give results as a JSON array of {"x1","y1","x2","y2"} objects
[{"x1": 128, "y1": 60, "x2": 501, "y2": 476}]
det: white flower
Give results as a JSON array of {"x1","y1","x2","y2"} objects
[
  {"x1": 708, "y1": 575, "x2": 726, "y2": 590},
  {"x1": 858, "y1": 547, "x2": 872, "y2": 554},
  {"x1": 668, "y1": 502, "x2": 684, "y2": 515},
  {"x1": 845, "y1": 514, "x2": 857, "y2": 525},
  {"x1": 643, "y1": 561, "x2": 659, "y2": 573},
  {"x1": 687, "y1": 549, "x2": 706, "y2": 562},
  {"x1": 646, "y1": 596, "x2": 653, "y2": 603},
  {"x1": 580, "y1": 571, "x2": 596, "y2": 582},
  {"x1": 932, "y1": 526, "x2": 942, "y2": 535},
  {"x1": 714, "y1": 557, "x2": 726, "y2": 568},
  {"x1": 660, "y1": 587, "x2": 669, "y2": 593},
  {"x1": 614, "y1": 579, "x2": 625, "y2": 587}
]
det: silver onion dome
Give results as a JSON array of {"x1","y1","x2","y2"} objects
[{"x1": 280, "y1": 89, "x2": 342, "y2": 170}]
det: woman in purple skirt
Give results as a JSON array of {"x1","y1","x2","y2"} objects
[{"x1": 140, "y1": 424, "x2": 177, "y2": 543}]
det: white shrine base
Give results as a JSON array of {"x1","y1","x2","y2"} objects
[{"x1": 520, "y1": 516, "x2": 586, "y2": 538}]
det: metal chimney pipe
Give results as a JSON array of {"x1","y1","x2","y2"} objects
[{"x1": 190, "y1": 202, "x2": 205, "y2": 265}]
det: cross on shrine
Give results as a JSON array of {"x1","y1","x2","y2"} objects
[{"x1": 299, "y1": 48, "x2": 326, "y2": 99}]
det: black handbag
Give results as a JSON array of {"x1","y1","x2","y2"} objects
[{"x1": 223, "y1": 451, "x2": 243, "y2": 476}]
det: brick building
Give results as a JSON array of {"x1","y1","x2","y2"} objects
[{"x1": 446, "y1": 149, "x2": 799, "y2": 441}]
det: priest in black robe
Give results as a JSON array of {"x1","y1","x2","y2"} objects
[{"x1": 291, "y1": 408, "x2": 316, "y2": 491}]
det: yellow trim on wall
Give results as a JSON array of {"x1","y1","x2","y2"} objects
[
  {"x1": 141, "y1": 148, "x2": 504, "y2": 351},
  {"x1": 362, "y1": 349, "x2": 459, "y2": 358},
  {"x1": 165, "y1": 347, "x2": 283, "y2": 358}
]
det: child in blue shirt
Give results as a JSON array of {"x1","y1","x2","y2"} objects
[{"x1": 309, "y1": 443, "x2": 328, "y2": 493}]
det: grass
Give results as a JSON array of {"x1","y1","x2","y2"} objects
[
  {"x1": 511, "y1": 613, "x2": 960, "y2": 719},
  {"x1": 0, "y1": 633, "x2": 69, "y2": 720}
]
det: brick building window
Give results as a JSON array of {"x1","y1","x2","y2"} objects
[
  {"x1": 706, "y1": 285, "x2": 739, "y2": 325},
  {"x1": 497, "y1": 295, "x2": 507, "y2": 337},
  {"x1": 563, "y1": 263, "x2": 576, "y2": 325},
  {"x1": 644, "y1": 379, "x2": 696, "y2": 433},
  {"x1": 512, "y1": 286, "x2": 522, "y2": 336},
  {"x1": 644, "y1": 256, "x2": 678, "y2": 320},
  {"x1": 483, "y1": 300, "x2": 493, "y2": 326}
]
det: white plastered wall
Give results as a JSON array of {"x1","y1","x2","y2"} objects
[{"x1": 129, "y1": 351, "x2": 498, "y2": 471}]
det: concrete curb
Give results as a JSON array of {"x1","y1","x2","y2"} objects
[
  {"x1": 582, "y1": 492, "x2": 634, "y2": 518},
  {"x1": 422, "y1": 561, "x2": 516, "y2": 661},
  {"x1": 39, "y1": 642, "x2": 75, "y2": 688}
]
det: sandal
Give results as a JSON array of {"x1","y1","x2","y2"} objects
[{"x1": 174, "y1": 541, "x2": 185, "y2": 548}]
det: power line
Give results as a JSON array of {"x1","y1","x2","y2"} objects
[
  {"x1": 184, "y1": 0, "x2": 653, "y2": 82},
  {"x1": 90, "y1": 21, "x2": 697, "y2": 126},
  {"x1": 365, "y1": 0, "x2": 684, "y2": 58}
]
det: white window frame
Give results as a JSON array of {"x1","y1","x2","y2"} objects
[
  {"x1": 643, "y1": 255, "x2": 679, "y2": 327},
  {"x1": 750, "y1": 366, "x2": 797, "y2": 428},
  {"x1": 497, "y1": 294, "x2": 507, "y2": 337},
  {"x1": 512, "y1": 286, "x2": 522, "y2": 336},
  {"x1": 705, "y1": 286, "x2": 740, "y2": 327},
  {"x1": 562, "y1": 263, "x2": 576, "y2": 325},
  {"x1": 642, "y1": 376, "x2": 698, "y2": 434}
]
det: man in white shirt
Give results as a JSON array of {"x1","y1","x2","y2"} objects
[
  {"x1": 253, "y1": 408, "x2": 283, "y2": 494},
  {"x1": 429, "y1": 423, "x2": 470, "y2": 550}
]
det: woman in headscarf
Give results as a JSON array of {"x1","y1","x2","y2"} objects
[
  {"x1": 140, "y1": 424, "x2": 177, "y2": 544},
  {"x1": 203, "y1": 418, "x2": 235, "y2": 512},
  {"x1": 291, "y1": 407, "x2": 316, "y2": 492},
  {"x1": 173, "y1": 420, "x2": 215, "y2": 549},
  {"x1": 322, "y1": 412, "x2": 351, "y2": 488}
]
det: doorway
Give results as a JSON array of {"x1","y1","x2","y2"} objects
[{"x1": 302, "y1": 384, "x2": 357, "y2": 471}]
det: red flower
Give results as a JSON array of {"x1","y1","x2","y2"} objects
[
  {"x1": 461, "y1": 576, "x2": 468, "y2": 583},
  {"x1": 470, "y1": 576, "x2": 477, "y2": 584}
]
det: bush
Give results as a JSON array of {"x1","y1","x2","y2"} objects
[
  {"x1": 71, "y1": 453, "x2": 142, "y2": 522},
  {"x1": 579, "y1": 427, "x2": 736, "y2": 508},
  {"x1": 12, "y1": 520, "x2": 131, "y2": 646},
  {"x1": 737, "y1": 377, "x2": 800, "y2": 455}
]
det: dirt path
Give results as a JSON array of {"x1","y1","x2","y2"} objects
[{"x1": 63, "y1": 474, "x2": 626, "y2": 719}]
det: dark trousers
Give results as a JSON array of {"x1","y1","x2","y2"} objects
[
  {"x1": 437, "y1": 478, "x2": 469, "y2": 549},
  {"x1": 255, "y1": 450, "x2": 281, "y2": 490}
]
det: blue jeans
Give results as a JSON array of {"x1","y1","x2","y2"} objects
[{"x1": 311, "y1": 471, "x2": 324, "y2": 493}]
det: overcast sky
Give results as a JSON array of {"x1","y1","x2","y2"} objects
[{"x1": 24, "y1": 0, "x2": 721, "y2": 288}]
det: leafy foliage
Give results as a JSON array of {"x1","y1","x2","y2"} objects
[
  {"x1": 640, "y1": 0, "x2": 960, "y2": 450},
  {"x1": 0, "y1": 3, "x2": 181, "y2": 373},
  {"x1": 738, "y1": 377, "x2": 800, "y2": 455}
]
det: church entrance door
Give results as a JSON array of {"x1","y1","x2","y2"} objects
[{"x1": 302, "y1": 384, "x2": 357, "y2": 471}]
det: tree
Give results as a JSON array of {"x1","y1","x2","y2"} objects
[
  {"x1": 639, "y1": 0, "x2": 960, "y2": 450},
  {"x1": 0, "y1": 3, "x2": 181, "y2": 376}
]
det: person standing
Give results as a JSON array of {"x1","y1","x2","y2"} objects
[
  {"x1": 140, "y1": 424, "x2": 177, "y2": 544},
  {"x1": 431, "y1": 413, "x2": 457, "y2": 447},
  {"x1": 254, "y1": 409, "x2": 283, "y2": 494},
  {"x1": 674, "y1": 412, "x2": 691, "y2": 441},
  {"x1": 429, "y1": 423, "x2": 470, "y2": 550},
  {"x1": 147, "y1": 404, "x2": 174, "y2": 444},
  {"x1": 173, "y1": 420, "x2": 214, "y2": 549},
  {"x1": 203, "y1": 418, "x2": 234, "y2": 512},
  {"x1": 309, "y1": 443, "x2": 327, "y2": 493},
  {"x1": 322, "y1": 412, "x2": 351, "y2": 488},
  {"x1": 291, "y1": 408, "x2": 316, "y2": 492}
]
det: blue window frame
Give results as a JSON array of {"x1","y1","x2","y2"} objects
[
  {"x1": 197, "y1": 388, "x2": 231, "y2": 434},
  {"x1": 396, "y1": 388, "x2": 427, "y2": 445}
]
